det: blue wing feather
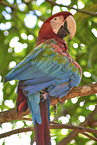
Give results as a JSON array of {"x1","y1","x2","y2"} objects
[
  {"x1": 22, "y1": 79, "x2": 56, "y2": 96},
  {"x1": 5, "y1": 39, "x2": 81, "y2": 125},
  {"x1": 27, "y1": 93, "x2": 41, "y2": 125},
  {"x1": 49, "y1": 82, "x2": 69, "y2": 96}
]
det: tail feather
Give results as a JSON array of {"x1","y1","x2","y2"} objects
[
  {"x1": 17, "y1": 87, "x2": 28, "y2": 115},
  {"x1": 27, "y1": 93, "x2": 41, "y2": 125},
  {"x1": 47, "y1": 97, "x2": 50, "y2": 124},
  {"x1": 34, "y1": 100, "x2": 50, "y2": 145},
  {"x1": 17, "y1": 86, "x2": 51, "y2": 144}
]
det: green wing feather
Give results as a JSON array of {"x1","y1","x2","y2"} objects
[{"x1": 5, "y1": 39, "x2": 81, "y2": 97}]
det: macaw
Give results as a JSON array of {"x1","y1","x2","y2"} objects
[{"x1": 4, "y1": 11, "x2": 82, "y2": 145}]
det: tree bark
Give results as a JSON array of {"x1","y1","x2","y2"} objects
[{"x1": 0, "y1": 83, "x2": 97, "y2": 124}]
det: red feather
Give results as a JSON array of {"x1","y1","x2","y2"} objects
[
  {"x1": 34, "y1": 100, "x2": 50, "y2": 145},
  {"x1": 36, "y1": 12, "x2": 71, "y2": 46},
  {"x1": 16, "y1": 87, "x2": 28, "y2": 115},
  {"x1": 15, "y1": 12, "x2": 74, "y2": 145}
]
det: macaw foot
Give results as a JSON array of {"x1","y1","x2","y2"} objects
[
  {"x1": 53, "y1": 104, "x2": 57, "y2": 114},
  {"x1": 58, "y1": 99, "x2": 63, "y2": 105},
  {"x1": 41, "y1": 91, "x2": 49, "y2": 102}
]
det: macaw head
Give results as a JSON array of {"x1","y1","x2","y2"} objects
[{"x1": 36, "y1": 11, "x2": 76, "y2": 46}]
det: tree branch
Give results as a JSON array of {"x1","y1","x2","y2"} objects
[
  {"x1": 46, "y1": 0, "x2": 97, "y2": 16},
  {"x1": 0, "y1": 1, "x2": 16, "y2": 9},
  {"x1": 57, "y1": 105, "x2": 97, "y2": 145},
  {"x1": 50, "y1": 82, "x2": 97, "y2": 105},
  {"x1": 50, "y1": 123, "x2": 97, "y2": 134},
  {"x1": 79, "y1": 132, "x2": 97, "y2": 142},
  {"x1": 0, "y1": 108, "x2": 30, "y2": 124},
  {"x1": 0, "y1": 83, "x2": 97, "y2": 124},
  {"x1": 0, "y1": 127, "x2": 34, "y2": 139},
  {"x1": 0, "y1": 123, "x2": 97, "y2": 141}
]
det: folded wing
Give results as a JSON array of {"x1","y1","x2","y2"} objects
[{"x1": 5, "y1": 40, "x2": 81, "y2": 98}]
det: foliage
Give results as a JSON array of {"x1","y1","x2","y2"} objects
[{"x1": 0, "y1": 0, "x2": 97, "y2": 145}]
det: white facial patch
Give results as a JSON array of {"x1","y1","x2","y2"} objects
[
  {"x1": 50, "y1": 15, "x2": 64, "y2": 34},
  {"x1": 50, "y1": 15, "x2": 76, "y2": 40}
]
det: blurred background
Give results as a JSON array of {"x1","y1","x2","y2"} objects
[{"x1": 0, "y1": 0, "x2": 97, "y2": 144}]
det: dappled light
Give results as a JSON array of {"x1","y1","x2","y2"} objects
[{"x1": 0, "y1": 0, "x2": 97, "y2": 145}]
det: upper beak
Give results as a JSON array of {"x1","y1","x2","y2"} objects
[
  {"x1": 65, "y1": 15, "x2": 76, "y2": 40},
  {"x1": 57, "y1": 15, "x2": 76, "y2": 40}
]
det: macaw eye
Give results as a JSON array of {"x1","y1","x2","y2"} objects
[{"x1": 54, "y1": 17, "x2": 57, "y2": 20}]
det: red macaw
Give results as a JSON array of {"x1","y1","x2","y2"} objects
[{"x1": 4, "y1": 11, "x2": 82, "y2": 145}]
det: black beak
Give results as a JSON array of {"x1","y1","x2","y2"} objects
[{"x1": 57, "y1": 21, "x2": 70, "y2": 39}]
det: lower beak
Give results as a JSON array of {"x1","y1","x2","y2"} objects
[{"x1": 57, "y1": 21, "x2": 70, "y2": 39}]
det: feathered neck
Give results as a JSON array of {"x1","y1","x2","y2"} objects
[
  {"x1": 36, "y1": 20, "x2": 63, "y2": 47},
  {"x1": 36, "y1": 11, "x2": 72, "y2": 47}
]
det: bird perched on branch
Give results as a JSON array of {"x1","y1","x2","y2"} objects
[{"x1": 4, "y1": 11, "x2": 82, "y2": 145}]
